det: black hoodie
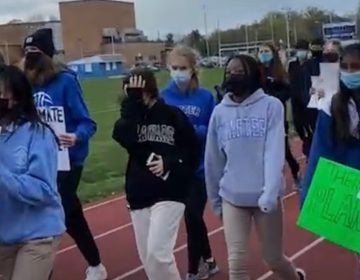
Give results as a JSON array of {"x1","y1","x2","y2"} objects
[{"x1": 112, "y1": 95, "x2": 200, "y2": 210}]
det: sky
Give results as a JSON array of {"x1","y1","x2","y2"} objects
[{"x1": 0, "y1": 0, "x2": 358, "y2": 39}]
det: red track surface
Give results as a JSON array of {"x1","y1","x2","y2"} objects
[{"x1": 53, "y1": 139, "x2": 358, "y2": 280}]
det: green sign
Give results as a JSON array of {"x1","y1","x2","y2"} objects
[{"x1": 298, "y1": 158, "x2": 360, "y2": 253}]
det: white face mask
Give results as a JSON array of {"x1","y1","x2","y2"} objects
[{"x1": 170, "y1": 69, "x2": 192, "y2": 85}]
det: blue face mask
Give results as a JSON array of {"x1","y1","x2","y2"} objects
[
  {"x1": 259, "y1": 52, "x2": 273, "y2": 64},
  {"x1": 296, "y1": 50, "x2": 308, "y2": 61},
  {"x1": 340, "y1": 71, "x2": 360, "y2": 90},
  {"x1": 170, "y1": 69, "x2": 192, "y2": 85}
]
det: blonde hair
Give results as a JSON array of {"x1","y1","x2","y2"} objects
[{"x1": 169, "y1": 45, "x2": 200, "y2": 89}]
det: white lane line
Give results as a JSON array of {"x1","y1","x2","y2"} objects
[
  {"x1": 57, "y1": 222, "x2": 133, "y2": 255},
  {"x1": 256, "y1": 238, "x2": 324, "y2": 280},
  {"x1": 83, "y1": 195, "x2": 126, "y2": 212},
  {"x1": 111, "y1": 192, "x2": 298, "y2": 280},
  {"x1": 112, "y1": 227, "x2": 224, "y2": 280}
]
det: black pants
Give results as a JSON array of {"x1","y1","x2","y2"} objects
[
  {"x1": 58, "y1": 166, "x2": 101, "y2": 267},
  {"x1": 285, "y1": 136, "x2": 300, "y2": 179},
  {"x1": 185, "y1": 179, "x2": 212, "y2": 274}
]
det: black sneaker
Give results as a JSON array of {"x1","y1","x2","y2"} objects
[{"x1": 296, "y1": 268, "x2": 306, "y2": 280}]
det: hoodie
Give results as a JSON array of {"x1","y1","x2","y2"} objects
[
  {"x1": 161, "y1": 82, "x2": 215, "y2": 179},
  {"x1": 301, "y1": 99, "x2": 360, "y2": 206},
  {"x1": 0, "y1": 122, "x2": 65, "y2": 244},
  {"x1": 33, "y1": 70, "x2": 96, "y2": 166},
  {"x1": 112, "y1": 97, "x2": 200, "y2": 210},
  {"x1": 205, "y1": 89, "x2": 285, "y2": 215}
]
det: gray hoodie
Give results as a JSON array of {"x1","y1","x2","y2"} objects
[{"x1": 205, "y1": 88, "x2": 285, "y2": 215}]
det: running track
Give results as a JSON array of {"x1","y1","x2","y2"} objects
[{"x1": 53, "y1": 139, "x2": 358, "y2": 280}]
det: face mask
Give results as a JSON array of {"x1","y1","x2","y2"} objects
[
  {"x1": 259, "y1": 52, "x2": 273, "y2": 64},
  {"x1": 24, "y1": 52, "x2": 43, "y2": 70},
  {"x1": 170, "y1": 69, "x2": 192, "y2": 85},
  {"x1": 296, "y1": 50, "x2": 308, "y2": 61},
  {"x1": 222, "y1": 74, "x2": 250, "y2": 97},
  {"x1": 311, "y1": 50, "x2": 323, "y2": 59},
  {"x1": 323, "y1": 52, "x2": 339, "y2": 63},
  {"x1": 0, "y1": 98, "x2": 10, "y2": 119},
  {"x1": 340, "y1": 71, "x2": 360, "y2": 90}
]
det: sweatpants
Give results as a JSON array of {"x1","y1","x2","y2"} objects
[
  {"x1": 57, "y1": 165, "x2": 101, "y2": 267},
  {"x1": 130, "y1": 201, "x2": 185, "y2": 280},
  {"x1": 185, "y1": 179, "x2": 212, "y2": 274},
  {"x1": 222, "y1": 200, "x2": 299, "y2": 280},
  {"x1": 0, "y1": 237, "x2": 60, "y2": 280}
]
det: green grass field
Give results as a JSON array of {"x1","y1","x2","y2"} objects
[{"x1": 78, "y1": 68, "x2": 224, "y2": 202}]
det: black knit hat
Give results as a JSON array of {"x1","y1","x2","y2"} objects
[{"x1": 24, "y1": 28, "x2": 55, "y2": 58}]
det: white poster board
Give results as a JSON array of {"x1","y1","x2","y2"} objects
[
  {"x1": 37, "y1": 106, "x2": 70, "y2": 171},
  {"x1": 308, "y1": 63, "x2": 340, "y2": 109}
]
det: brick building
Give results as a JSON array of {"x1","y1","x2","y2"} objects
[
  {"x1": 0, "y1": 0, "x2": 167, "y2": 66},
  {"x1": 0, "y1": 20, "x2": 63, "y2": 64},
  {"x1": 59, "y1": 0, "x2": 165, "y2": 65}
]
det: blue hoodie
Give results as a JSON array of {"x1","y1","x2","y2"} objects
[
  {"x1": 162, "y1": 82, "x2": 215, "y2": 179},
  {"x1": 0, "y1": 122, "x2": 65, "y2": 244},
  {"x1": 33, "y1": 70, "x2": 96, "y2": 166},
  {"x1": 301, "y1": 99, "x2": 360, "y2": 206},
  {"x1": 205, "y1": 89, "x2": 285, "y2": 215}
]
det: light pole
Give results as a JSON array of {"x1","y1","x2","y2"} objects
[
  {"x1": 282, "y1": 8, "x2": 291, "y2": 50},
  {"x1": 270, "y1": 13, "x2": 275, "y2": 43},
  {"x1": 203, "y1": 4, "x2": 210, "y2": 57}
]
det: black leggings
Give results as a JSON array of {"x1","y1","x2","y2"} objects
[
  {"x1": 57, "y1": 166, "x2": 101, "y2": 267},
  {"x1": 185, "y1": 179, "x2": 212, "y2": 274},
  {"x1": 285, "y1": 136, "x2": 300, "y2": 179}
]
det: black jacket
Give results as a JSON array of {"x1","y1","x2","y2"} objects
[
  {"x1": 112, "y1": 96, "x2": 200, "y2": 210},
  {"x1": 263, "y1": 66, "x2": 291, "y2": 133}
]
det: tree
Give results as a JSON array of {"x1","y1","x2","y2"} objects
[{"x1": 165, "y1": 33, "x2": 174, "y2": 47}]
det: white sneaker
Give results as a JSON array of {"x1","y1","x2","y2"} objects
[
  {"x1": 85, "y1": 264, "x2": 108, "y2": 280},
  {"x1": 296, "y1": 268, "x2": 306, "y2": 280}
]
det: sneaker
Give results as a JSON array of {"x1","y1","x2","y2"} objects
[
  {"x1": 296, "y1": 268, "x2": 306, "y2": 280},
  {"x1": 198, "y1": 258, "x2": 219, "y2": 279},
  {"x1": 85, "y1": 264, "x2": 108, "y2": 280},
  {"x1": 185, "y1": 273, "x2": 199, "y2": 280}
]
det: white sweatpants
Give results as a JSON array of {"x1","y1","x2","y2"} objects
[{"x1": 130, "y1": 201, "x2": 185, "y2": 280}]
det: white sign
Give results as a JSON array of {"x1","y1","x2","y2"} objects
[
  {"x1": 308, "y1": 63, "x2": 340, "y2": 109},
  {"x1": 37, "y1": 106, "x2": 70, "y2": 171}
]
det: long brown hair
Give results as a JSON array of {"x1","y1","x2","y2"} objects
[
  {"x1": 24, "y1": 52, "x2": 60, "y2": 86},
  {"x1": 259, "y1": 43, "x2": 287, "y2": 85}
]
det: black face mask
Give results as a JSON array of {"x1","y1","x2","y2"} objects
[
  {"x1": 322, "y1": 52, "x2": 339, "y2": 63},
  {"x1": 222, "y1": 74, "x2": 250, "y2": 97},
  {"x1": 311, "y1": 50, "x2": 323, "y2": 59},
  {"x1": 126, "y1": 87, "x2": 144, "y2": 102},
  {"x1": 25, "y1": 52, "x2": 43, "y2": 70},
  {"x1": 0, "y1": 98, "x2": 10, "y2": 119}
]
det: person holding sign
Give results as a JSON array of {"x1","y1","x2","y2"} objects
[
  {"x1": 22, "y1": 29, "x2": 106, "y2": 280},
  {"x1": 258, "y1": 43, "x2": 301, "y2": 189},
  {"x1": 0, "y1": 66, "x2": 65, "y2": 280},
  {"x1": 205, "y1": 54, "x2": 306, "y2": 280},
  {"x1": 112, "y1": 68, "x2": 200, "y2": 280},
  {"x1": 301, "y1": 43, "x2": 360, "y2": 273},
  {"x1": 161, "y1": 45, "x2": 218, "y2": 280}
]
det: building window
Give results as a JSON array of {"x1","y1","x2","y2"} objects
[
  {"x1": 106, "y1": 63, "x2": 111, "y2": 71},
  {"x1": 70, "y1": 65, "x2": 78, "y2": 72},
  {"x1": 149, "y1": 55, "x2": 157, "y2": 61},
  {"x1": 112, "y1": 62, "x2": 117, "y2": 70},
  {"x1": 85, "y1": 63, "x2": 92, "y2": 73}
]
